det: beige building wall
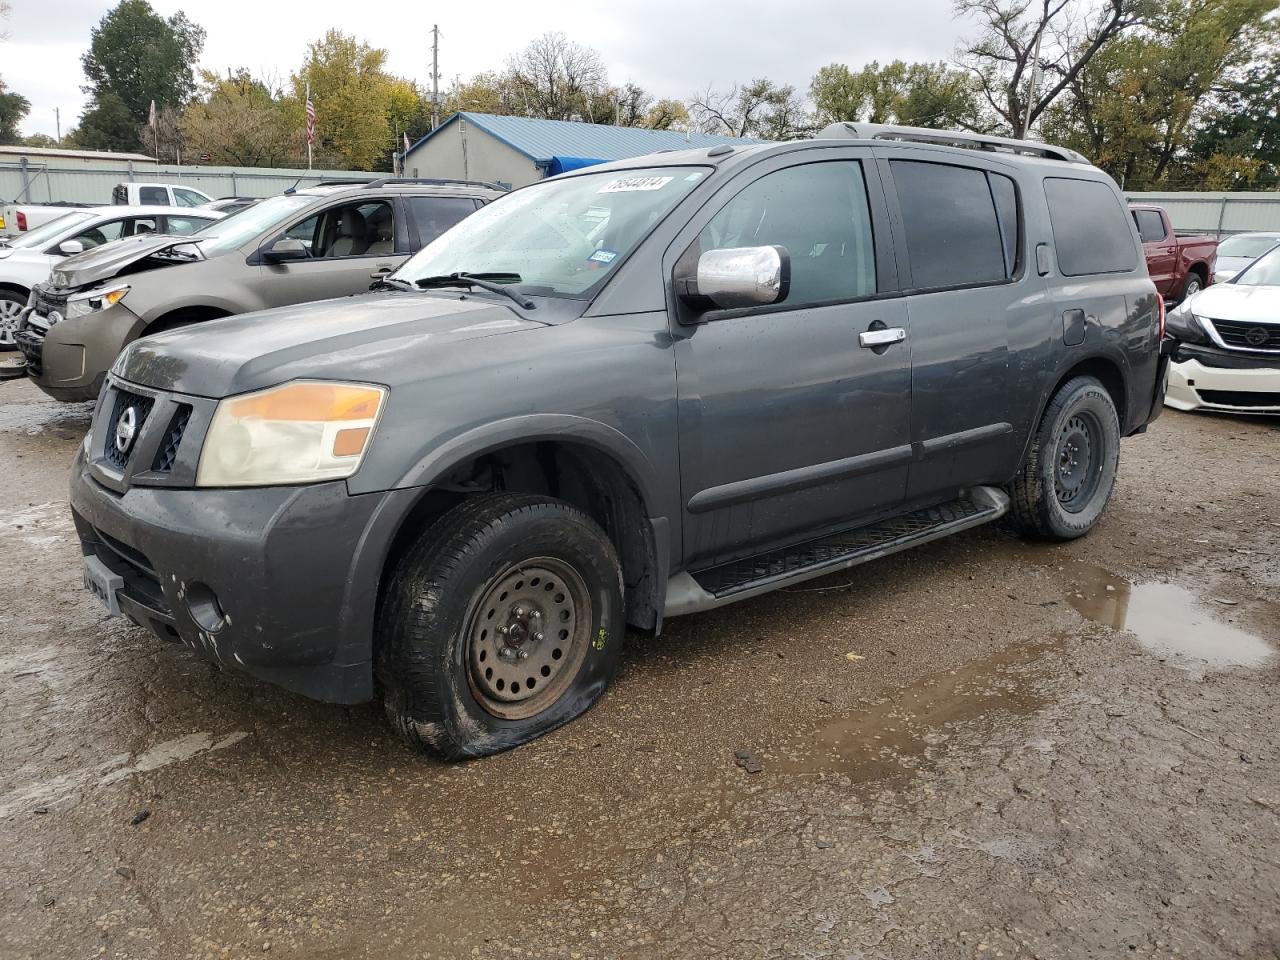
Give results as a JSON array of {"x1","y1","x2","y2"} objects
[{"x1": 405, "y1": 120, "x2": 544, "y2": 188}]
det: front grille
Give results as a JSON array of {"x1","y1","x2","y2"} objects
[
  {"x1": 1211, "y1": 319, "x2": 1280, "y2": 351},
  {"x1": 151, "y1": 404, "x2": 191, "y2": 472},
  {"x1": 30, "y1": 288, "x2": 67, "y2": 318},
  {"x1": 102, "y1": 389, "x2": 154, "y2": 471},
  {"x1": 89, "y1": 525, "x2": 170, "y2": 616},
  {"x1": 1199, "y1": 389, "x2": 1280, "y2": 408}
]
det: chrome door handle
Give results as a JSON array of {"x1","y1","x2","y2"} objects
[{"x1": 859, "y1": 327, "x2": 906, "y2": 348}]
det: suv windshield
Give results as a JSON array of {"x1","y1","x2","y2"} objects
[
  {"x1": 1218, "y1": 234, "x2": 1280, "y2": 259},
  {"x1": 6, "y1": 211, "x2": 97, "y2": 250},
  {"x1": 190, "y1": 193, "x2": 319, "y2": 256},
  {"x1": 395, "y1": 167, "x2": 708, "y2": 298},
  {"x1": 1234, "y1": 246, "x2": 1280, "y2": 286}
]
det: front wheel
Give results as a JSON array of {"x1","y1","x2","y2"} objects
[
  {"x1": 0, "y1": 290, "x2": 26, "y2": 351},
  {"x1": 1178, "y1": 273, "x2": 1202, "y2": 304},
  {"x1": 377, "y1": 494, "x2": 625, "y2": 759},
  {"x1": 1007, "y1": 376, "x2": 1121, "y2": 540}
]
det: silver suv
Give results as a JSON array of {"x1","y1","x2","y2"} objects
[{"x1": 17, "y1": 178, "x2": 506, "y2": 401}]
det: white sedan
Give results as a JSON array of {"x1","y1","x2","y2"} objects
[
  {"x1": 1165, "y1": 245, "x2": 1280, "y2": 414},
  {"x1": 0, "y1": 205, "x2": 223, "y2": 349}
]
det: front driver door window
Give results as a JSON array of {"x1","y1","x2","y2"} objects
[
  {"x1": 172, "y1": 188, "x2": 208, "y2": 208},
  {"x1": 669, "y1": 155, "x2": 912, "y2": 567}
]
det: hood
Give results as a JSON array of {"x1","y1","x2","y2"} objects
[
  {"x1": 48, "y1": 234, "x2": 200, "y2": 290},
  {"x1": 0, "y1": 246, "x2": 54, "y2": 264},
  {"x1": 116, "y1": 291, "x2": 546, "y2": 398},
  {"x1": 1188, "y1": 283, "x2": 1280, "y2": 325},
  {"x1": 1215, "y1": 256, "x2": 1256, "y2": 276}
]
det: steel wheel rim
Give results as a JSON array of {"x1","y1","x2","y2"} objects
[
  {"x1": 464, "y1": 557, "x2": 592, "y2": 721},
  {"x1": 1054, "y1": 411, "x2": 1102, "y2": 513}
]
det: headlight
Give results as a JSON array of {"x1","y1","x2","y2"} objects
[
  {"x1": 1214, "y1": 270, "x2": 1236, "y2": 284},
  {"x1": 1165, "y1": 300, "x2": 1211, "y2": 346},
  {"x1": 196, "y1": 380, "x2": 387, "y2": 487},
  {"x1": 65, "y1": 283, "x2": 130, "y2": 319}
]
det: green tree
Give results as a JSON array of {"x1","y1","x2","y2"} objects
[
  {"x1": 810, "y1": 60, "x2": 988, "y2": 130},
  {"x1": 1040, "y1": 0, "x2": 1277, "y2": 187},
  {"x1": 1188, "y1": 53, "x2": 1280, "y2": 188},
  {"x1": 77, "y1": 0, "x2": 205, "y2": 152},
  {"x1": 183, "y1": 69, "x2": 297, "y2": 167},
  {"x1": 688, "y1": 78, "x2": 811, "y2": 139},
  {"x1": 0, "y1": 78, "x2": 29, "y2": 144}
]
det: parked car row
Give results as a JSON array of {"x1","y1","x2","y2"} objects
[{"x1": 1, "y1": 182, "x2": 218, "y2": 239}]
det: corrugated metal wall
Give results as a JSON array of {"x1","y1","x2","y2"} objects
[
  {"x1": 1126, "y1": 191, "x2": 1280, "y2": 236},
  {"x1": 1, "y1": 159, "x2": 380, "y2": 205}
]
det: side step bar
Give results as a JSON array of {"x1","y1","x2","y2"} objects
[{"x1": 664, "y1": 486, "x2": 1009, "y2": 617}]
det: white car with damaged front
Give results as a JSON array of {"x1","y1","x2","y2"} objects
[{"x1": 1165, "y1": 245, "x2": 1280, "y2": 415}]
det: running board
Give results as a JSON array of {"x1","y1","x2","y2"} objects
[{"x1": 664, "y1": 486, "x2": 1009, "y2": 617}]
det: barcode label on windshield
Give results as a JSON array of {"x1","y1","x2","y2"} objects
[{"x1": 598, "y1": 176, "x2": 674, "y2": 193}]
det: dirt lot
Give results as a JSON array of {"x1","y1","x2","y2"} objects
[{"x1": 0, "y1": 375, "x2": 1277, "y2": 960}]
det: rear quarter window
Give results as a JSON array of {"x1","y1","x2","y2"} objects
[{"x1": 1044, "y1": 178, "x2": 1138, "y2": 277}]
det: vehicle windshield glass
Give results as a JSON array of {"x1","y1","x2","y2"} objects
[
  {"x1": 7, "y1": 211, "x2": 96, "y2": 249},
  {"x1": 1234, "y1": 246, "x2": 1280, "y2": 286},
  {"x1": 189, "y1": 193, "x2": 319, "y2": 255},
  {"x1": 395, "y1": 167, "x2": 709, "y2": 298},
  {"x1": 1217, "y1": 234, "x2": 1280, "y2": 259}
]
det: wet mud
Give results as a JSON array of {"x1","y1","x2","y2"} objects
[{"x1": 1, "y1": 377, "x2": 1278, "y2": 959}]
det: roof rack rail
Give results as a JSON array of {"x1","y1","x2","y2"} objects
[
  {"x1": 363, "y1": 177, "x2": 509, "y2": 192},
  {"x1": 314, "y1": 179, "x2": 379, "y2": 187},
  {"x1": 816, "y1": 122, "x2": 1088, "y2": 164}
]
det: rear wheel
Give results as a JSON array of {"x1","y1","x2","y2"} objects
[
  {"x1": 1178, "y1": 272, "x2": 1203, "y2": 304},
  {"x1": 0, "y1": 290, "x2": 26, "y2": 350},
  {"x1": 1007, "y1": 376, "x2": 1120, "y2": 540},
  {"x1": 377, "y1": 494, "x2": 624, "y2": 759}
]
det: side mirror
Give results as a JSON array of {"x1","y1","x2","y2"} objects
[
  {"x1": 676, "y1": 245, "x2": 790, "y2": 312},
  {"x1": 262, "y1": 237, "x2": 310, "y2": 263},
  {"x1": 58, "y1": 239, "x2": 84, "y2": 256}
]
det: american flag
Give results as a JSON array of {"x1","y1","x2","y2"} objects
[{"x1": 305, "y1": 84, "x2": 316, "y2": 146}]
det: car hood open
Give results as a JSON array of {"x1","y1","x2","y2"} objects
[
  {"x1": 1190, "y1": 283, "x2": 1280, "y2": 326},
  {"x1": 115, "y1": 291, "x2": 547, "y2": 398},
  {"x1": 49, "y1": 234, "x2": 202, "y2": 290}
]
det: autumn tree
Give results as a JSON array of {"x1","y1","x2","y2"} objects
[
  {"x1": 78, "y1": 0, "x2": 205, "y2": 152},
  {"x1": 688, "y1": 79, "x2": 811, "y2": 139},
  {"x1": 182, "y1": 70, "x2": 297, "y2": 167},
  {"x1": 1187, "y1": 50, "x2": 1280, "y2": 188},
  {"x1": 810, "y1": 60, "x2": 988, "y2": 131}
]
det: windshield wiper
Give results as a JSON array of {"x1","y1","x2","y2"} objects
[
  {"x1": 414, "y1": 272, "x2": 535, "y2": 309},
  {"x1": 372, "y1": 275, "x2": 415, "y2": 292}
]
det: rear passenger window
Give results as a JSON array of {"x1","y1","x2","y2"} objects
[
  {"x1": 410, "y1": 196, "x2": 480, "y2": 244},
  {"x1": 1044, "y1": 178, "x2": 1138, "y2": 276},
  {"x1": 1132, "y1": 209, "x2": 1166, "y2": 243},
  {"x1": 138, "y1": 186, "x2": 168, "y2": 205},
  {"x1": 696, "y1": 160, "x2": 877, "y2": 307},
  {"x1": 891, "y1": 160, "x2": 1010, "y2": 290}
]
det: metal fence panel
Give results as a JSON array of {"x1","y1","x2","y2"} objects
[
  {"x1": 1, "y1": 159, "x2": 381, "y2": 205},
  {"x1": 1125, "y1": 191, "x2": 1280, "y2": 237}
]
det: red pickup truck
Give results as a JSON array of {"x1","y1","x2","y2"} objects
[{"x1": 1128, "y1": 204, "x2": 1218, "y2": 304}]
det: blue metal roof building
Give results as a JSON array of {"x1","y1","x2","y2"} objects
[{"x1": 402, "y1": 112, "x2": 763, "y2": 188}]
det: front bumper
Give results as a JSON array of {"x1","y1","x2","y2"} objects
[
  {"x1": 20, "y1": 300, "x2": 141, "y2": 402},
  {"x1": 1165, "y1": 355, "x2": 1280, "y2": 415},
  {"x1": 69, "y1": 445, "x2": 421, "y2": 703}
]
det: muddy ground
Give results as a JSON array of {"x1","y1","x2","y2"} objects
[{"x1": 0, "y1": 375, "x2": 1277, "y2": 960}]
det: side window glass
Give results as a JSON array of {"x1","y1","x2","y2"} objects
[
  {"x1": 695, "y1": 160, "x2": 877, "y2": 307},
  {"x1": 71, "y1": 219, "x2": 126, "y2": 249},
  {"x1": 127, "y1": 217, "x2": 158, "y2": 236},
  {"x1": 1133, "y1": 210, "x2": 1165, "y2": 243},
  {"x1": 891, "y1": 160, "x2": 1007, "y2": 290},
  {"x1": 138, "y1": 186, "x2": 168, "y2": 205},
  {"x1": 409, "y1": 196, "x2": 480, "y2": 245},
  {"x1": 173, "y1": 188, "x2": 206, "y2": 207},
  {"x1": 310, "y1": 201, "x2": 395, "y2": 259},
  {"x1": 1044, "y1": 178, "x2": 1139, "y2": 276},
  {"x1": 164, "y1": 216, "x2": 211, "y2": 236},
  {"x1": 285, "y1": 213, "x2": 320, "y2": 253},
  {"x1": 989, "y1": 173, "x2": 1021, "y2": 278}
]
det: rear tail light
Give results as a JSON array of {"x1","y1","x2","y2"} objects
[
  {"x1": 15, "y1": 211, "x2": 26, "y2": 232},
  {"x1": 1156, "y1": 291, "x2": 1166, "y2": 340}
]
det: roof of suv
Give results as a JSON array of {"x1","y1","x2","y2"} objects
[{"x1": 293, "y1": 178, "x2": 508, "y2": 200}]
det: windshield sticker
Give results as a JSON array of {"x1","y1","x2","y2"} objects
[
  {"x1": 587, "y1": 249, "x2": 619, "y2": 265},
  {"x1": 684, "y1": 172, "x2": 705, "y2": 182},
  {"x1": 598, "y1": 176, "x2": 674, "y2": 193}
]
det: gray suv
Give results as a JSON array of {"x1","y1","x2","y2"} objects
[
  {"x1": 68, "y1": 124, "x2": 1169, "y2": 758},
  {"x1": 18, "y1": 178, "x2": 506, "y2": 401}
]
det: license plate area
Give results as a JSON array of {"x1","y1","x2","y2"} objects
[{"x1": 83, "y1": 554, "x2": 124, "y2": 615}]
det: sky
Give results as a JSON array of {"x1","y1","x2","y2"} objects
[{"x1": 6, "y1": 0, "x2": 966, "y2": 139}]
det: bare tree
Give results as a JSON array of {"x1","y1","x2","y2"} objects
[
  {"x1": 956, "y1": 0, "x2": 1148, "y2": 137},
  {"x1": 506, "y1": 32, "x2": 608, "y2": 122},
  {"x1": 688, "y1": 79, "x2": 812, "y2": 140}
]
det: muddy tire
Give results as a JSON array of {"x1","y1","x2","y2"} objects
[
  {"x1": 1007, "y1": 376, "x2": 1120, "y2": 541},
  {"x1": 377, "y1": 494, "x2": 624, "y2": 760}
]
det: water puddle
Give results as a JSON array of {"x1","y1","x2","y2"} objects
[
  {"x1": 776, "y1": 643, "x2": 1050, "y2": 777},
  {"x1": 0, "y1": 397, "x2": 92, "y2": 437},
  {"x1": 1067, "y1": 568, "x2": 1273, "y2": 668}
]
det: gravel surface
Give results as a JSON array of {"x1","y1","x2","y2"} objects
[{"x1": 0, "y1": 376, "x2": 1276, "y2": 959}]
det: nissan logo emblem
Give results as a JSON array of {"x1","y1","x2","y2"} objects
[
  {"x1": 115, "y1": 406, "x2": 138, "y2": 455},
  {"x1": 1244, "y1": 326, "x2": 1270, "y2": 347}
]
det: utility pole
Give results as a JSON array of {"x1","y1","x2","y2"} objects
[
  {"x1": 431, "y1": 24, "x2": 440, "y2": 130},
  {"x1": 54, "y1": 107, "x2": 61, "y2": 145},
  {"x1": 1020, "y1": 27, "x2": 1044, "y2": 140}
]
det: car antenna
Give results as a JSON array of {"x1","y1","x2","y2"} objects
[{"x1": 283, "y1": 175, "x2": 304, "y2": 195}]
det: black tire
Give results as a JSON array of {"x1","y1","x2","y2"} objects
[
  {"x1": 1007, "y1": 376, "x2": 1120, "y2": 541},
  {"x1": 377, "y1": 494, "x2": 624, "y2": 760},
  {"x1": 0, "y1": 289, "x2": 26, "y2": 351},
  {"x1": 1177, "y1": 272, "x2": 1203, "y2": 304}
]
